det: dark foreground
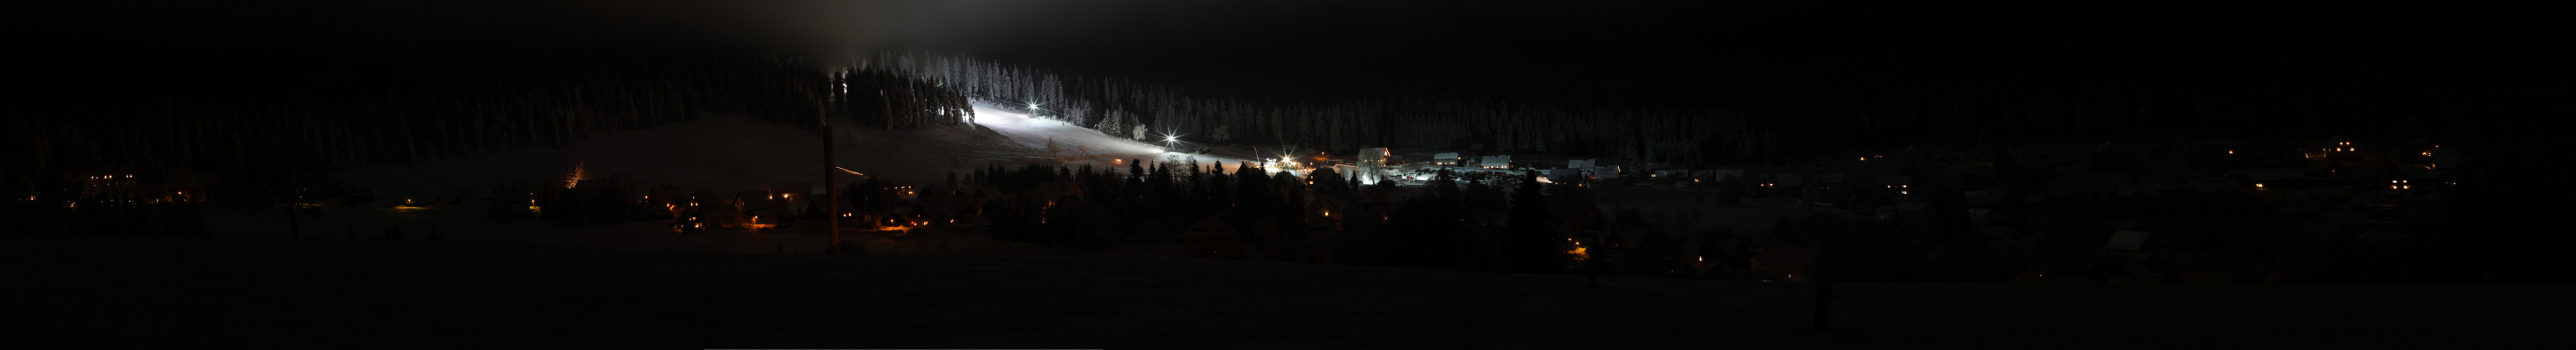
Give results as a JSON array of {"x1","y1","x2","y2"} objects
[{"x1": 9, "y1": 237, "x2": 2557, "y2": 349}]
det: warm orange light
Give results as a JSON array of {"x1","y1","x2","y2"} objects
[
  {"x1": 2227, "y1": 150, "x2": 2235, "y2": 154},
  {"x1": 2256, "y1": 183, "x2": 2265, "y2": 188}
]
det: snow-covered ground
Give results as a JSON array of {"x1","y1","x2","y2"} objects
[{"x1": 26, "y1": 236, "x2": 2559, "y2": 349}]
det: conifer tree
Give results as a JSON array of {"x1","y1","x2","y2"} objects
[
  {"x1": 1128, "y1": 159, "x2": 1147, "y2": 201},
  {"x1": 1505, "y1": 172, "x2": 1568, "y2": 274},
  {"x1": 1234, "y1": 162, "x2": 1270, "y2": 214}
]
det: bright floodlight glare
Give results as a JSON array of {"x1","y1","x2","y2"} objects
[{"x1": 1166, "y1": 136, "x2": 1177, "y2": 141}]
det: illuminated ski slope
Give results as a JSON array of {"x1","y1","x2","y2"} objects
[{"x1": 336, "y1": 106, "x2": 1275, "y2": 200}]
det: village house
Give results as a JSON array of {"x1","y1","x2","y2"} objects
[
  {"x1": 1429, "y1": 152, "x2": 1462, "y2": 166},
  {"x1": 673, "y1": 190, "x2": 727, "y2": 230},
  {"x1": 771, "y1": 183, "x2": 813, "y2": 218},
  {"x1": 1026, "y1": 180, "x2": 1085, "y2": 207},
  {"x1": 75, "y1": 165, "x2": 140, "y2": 197},
  {"x1": 888, "y1": 178, "x2": 918, "y2": 200},
  {"x1": 1650, "y1": 169, "x2": 1687, "y2": 183},
  {"x1": 1305, "y1": 195, "x2": 1343, "y2": 229},
  {"x1": 1543, "y1": 169, "x2": 1585, "y2": 186},
  {"x1": 1359, "y1": 148, "x2": 1393, "y2": 166},
  {"x1": 734, "y1": 190, "x2": 779, "y2": 227},
  {"x1": 1177, "y1": 215, "x2": 1244, "y2": 259}
]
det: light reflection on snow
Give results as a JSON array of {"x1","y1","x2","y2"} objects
[{"x1": 971, "y1": 104, "x2": 1261, "y2": 169}]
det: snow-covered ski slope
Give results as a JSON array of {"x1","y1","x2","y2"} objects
[{"x1": 338, "y1": 104, "x2": 1262, "y2": 199}]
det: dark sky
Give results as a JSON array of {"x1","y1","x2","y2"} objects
[{"x1": 22, "y1": 1, "x2": 2570, "y2": 106}]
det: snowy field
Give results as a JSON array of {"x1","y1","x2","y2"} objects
[{"x1": 18, "y1": 237, "x2": 2560, "y2": 349}]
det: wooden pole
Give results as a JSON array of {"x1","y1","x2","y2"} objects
[{"x1": 825, "y1": 122, "x2": 839, "y2": 253}]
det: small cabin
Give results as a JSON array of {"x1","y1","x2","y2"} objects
[{"x1": 1175, "y1": 216, "x2": 1244, "y2": 259}]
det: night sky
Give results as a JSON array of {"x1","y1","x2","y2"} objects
[{"x1": 29, "y1": 1, "x2": 2570, "y2": 106}]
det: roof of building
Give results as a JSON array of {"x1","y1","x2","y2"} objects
[{"x1": 1180, "y1": 216, "x2": 1241, "y2": 237}]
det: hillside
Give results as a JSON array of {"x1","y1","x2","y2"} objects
[
  {"x1": 13, "y1": 237, "x2": 2558, "y2": 349},
  {"x1": 335, "y1": 104, "x2": 1245, "y2": 200}
]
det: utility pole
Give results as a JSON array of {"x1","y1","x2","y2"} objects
[{"x1": 825, "y1": 99, "x2": 841, "y2": 253}]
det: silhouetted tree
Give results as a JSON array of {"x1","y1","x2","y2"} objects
[
  {"x1": 1505, "y1": 172, "x2": 1570, "y2": 274},
  {"x1": 230, "y1": 166, "x2": 327, "y2": 239}
]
